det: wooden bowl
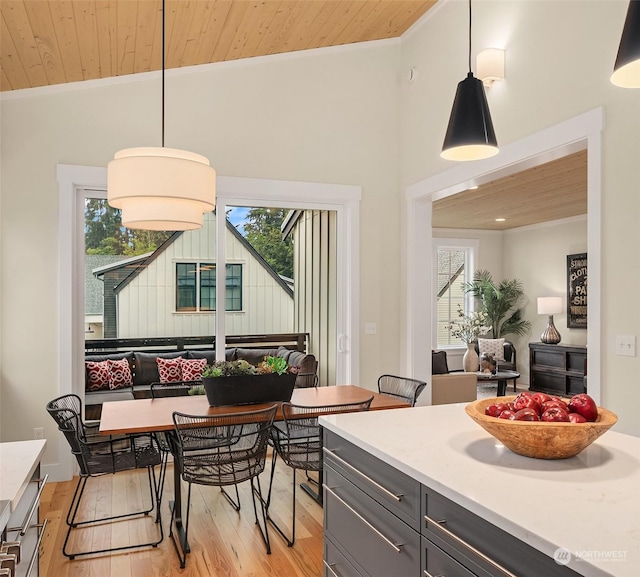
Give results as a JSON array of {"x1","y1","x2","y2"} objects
[{"x1": 465, "y1": 396, "x2": 618, "y2": 459}]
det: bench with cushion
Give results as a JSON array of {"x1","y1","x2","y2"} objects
[{"x1": 84, "y1": 346, "x2": 317, "y2": 418}]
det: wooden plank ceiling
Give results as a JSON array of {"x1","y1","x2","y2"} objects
[
  {"x1": 432, "y1": 150, "x2": 588, "y2": 231},
  {"x1": 0, "y1": 0, "x2": 436, "y2": 92}
]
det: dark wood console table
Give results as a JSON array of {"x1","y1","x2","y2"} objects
[{"x1": 528, "y1": 342, "x2": 587, "y2": 397}]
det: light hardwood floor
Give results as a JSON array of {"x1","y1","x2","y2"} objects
[{"x1": 40, "y1": 454, "x2": 323, "y2": 577}]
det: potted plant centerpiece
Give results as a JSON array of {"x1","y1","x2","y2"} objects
[
  {"x1": 201, "y1": 356, "x2": 298, "y2": 406},
  {"x1": 447, "y1": 306, "x2": 492, "y2": 372}
]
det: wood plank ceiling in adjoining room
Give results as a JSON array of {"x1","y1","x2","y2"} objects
[
  {"x1": 0, "y1": 0, "x2": 437, "y2": 92},
  {"x1": 432, "y1": 150, "x2": 588, "y2": 231}
]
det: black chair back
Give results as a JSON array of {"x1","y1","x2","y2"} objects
[{"x1": 377, "y1": 374, "x2": 426, "y2": 406}]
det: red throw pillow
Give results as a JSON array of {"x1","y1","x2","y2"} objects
[
  {"x1": 180, "y1": 358, "x2": 207, "y2": 382},
  {"x1": 86, "y1": 360, "x2": 111, "y2": 391},
  {"x1": 107, "y1": 358, "x2": 134, "y2": 390},
  {"x1": 157, "y1": 356, "x2": 183, "y2": 383}
]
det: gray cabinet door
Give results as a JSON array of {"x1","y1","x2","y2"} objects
[
  {"x1": 422, "y1": 487, "x2": 581, "y2": 577},
  {"x1": 325, "y1": 463, "x2": 420, "y2": 577},
  {"x1": 324, "y1": 429, "x2": 421, "y2": 530}
]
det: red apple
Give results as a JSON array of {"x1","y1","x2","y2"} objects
[
  {"x1": 532, "y1": 392, "x2": 552, "y2": 405},
  {"x1": 512, "y1": 408, "x2": 540, "y2": 421},
  {"x1": 485, "y1": 404, "x2": 503, "y2": 418},
  {"x1": 541, "y1": 407, "x2": 571, "y2": 422},
  {"x1": 568, "y1": 393, "x2": 598, "y2": 422},
  {"x1": 498, "y1": 410, "x2": 516, "y2": 419},
  {"x1": 542, "y1": 400, "x2": 569, "y2": 413},
  {"x1": 513, "y1": 395, "x2": 542, "y2": 415},
  {"x1": 568, "y1": 413, "x2": 587, "y2": 423}
]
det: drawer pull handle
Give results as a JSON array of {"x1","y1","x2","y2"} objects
[
  {"x1": 21, "y1": 474, "x2": 48, "y2": 536},
  {"x1": 325, "y1": 485, "x2": 403, "y2": 553},
  {"x1": 323, "y1": 449, "x2": 403, "y2": 502},
  {"x1": 26, "y1": 518, "x2": 48, "y2": 577},
  {"x1": 424, "y1": 571, "x2": 445, "y2": 577},
  {"x1": 424, "y1": 515, "x2": 517, "y2": 577},
  {"x1": 323, "y1": 561, "x2": 341, "y2": 577}
]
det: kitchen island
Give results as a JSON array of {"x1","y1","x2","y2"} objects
[
  {"x1": 0, "y1": 440, "x2": 47, "y2": 577},
  {"x1": 319, "y1": 403, "x2": 639, "y2": 577}
]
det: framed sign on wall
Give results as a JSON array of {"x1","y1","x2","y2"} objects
[{"x1": 567, "y1": 253, "x2": 587, "y2": 328}]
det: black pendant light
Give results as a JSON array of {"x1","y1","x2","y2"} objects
[
  {"x1": 611, "y1": 0, "x2": 640, "y2": 88},
  {"x1": 441, "y1": 0, "x2": 499, "y2": 161}
]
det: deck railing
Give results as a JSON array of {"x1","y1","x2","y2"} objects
[{"x1": 85, "y1": 333, "x2": 309, "y2": 354}]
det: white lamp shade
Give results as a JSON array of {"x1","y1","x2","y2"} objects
[
  {"x1": 476, "y1": 48, "x2": 505, "y2": 87},
  {"x1": 108, "y1": 147, "x2": 216, "y2": 230},
  {"x1": 537, "y1": 297, "x2": 563, "y2": 315}
]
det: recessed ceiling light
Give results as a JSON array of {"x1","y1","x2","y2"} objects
[
  {"x1": 495, "y1": 218, "x2": 506, "y2": 222},
  {"x1": 469, "y1": 185, "x2": 479, "y2": 190}
]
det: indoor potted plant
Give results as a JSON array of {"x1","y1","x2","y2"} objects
[
  {"x1": 447, "y1": 306, "x2": 492, "y2": 372},
  {"x1": 201, "y1": 356, "x2": 298, "y2": 406},
  {"x1": 463, "y1": 270, "x2": 532, "y2": 339}
]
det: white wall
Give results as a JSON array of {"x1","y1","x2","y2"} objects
[
  {"x1": 0, "y1": 43, "x2": 402, "y2": 467},
  {"x1": 401, "y1": 0, "x2": 640, "y2": 434},
  {"x1": 505, "y1": 216, "x2": 588, "y2": 381}
]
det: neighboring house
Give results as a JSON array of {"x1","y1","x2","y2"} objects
[
  {"x1": 85, "y1": 254, "x2": 134, "y2": 339},
  {"x1": 95, "y1": 212, "x2": 294, "y2": 338},
  {"x1": 283, "y1": 209, "x2": 337, "y2": 387},
  {"x1": 92, "y1": 253, "x2": 153, "y2": 339}
]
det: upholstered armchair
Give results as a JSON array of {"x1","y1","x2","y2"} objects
[{"x1": 431, "y1": 350, "x2": 477, "y2": 405}]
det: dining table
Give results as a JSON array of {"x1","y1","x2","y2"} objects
[{"x1": 99, "y1": 385, "x2": 410, "y2": 560}]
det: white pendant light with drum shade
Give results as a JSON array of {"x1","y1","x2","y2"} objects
[
  {"x1": 441, "y1": 0, "x2": 499, "y2": 162},
  {"x1": 611, "y1": 0, "x2": 640, "y2": 88},
  {"x1": 107, "y1": 0, "x2": 215, "y2": 230}
]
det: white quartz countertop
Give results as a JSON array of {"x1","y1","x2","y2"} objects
[
  {"x1": 320, "y1": 404, "x2": 640, "y2": 577},
  {"x1": 0, "y1": 440, "x2": 46, "y2": 512}
]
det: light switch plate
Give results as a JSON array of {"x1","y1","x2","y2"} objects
[
  {"x1": 364, "y1": 322, "x2": 377, "y2": 335},
  {"x1": 616, "y1": 335, "x2": 636, "y2": 357}
]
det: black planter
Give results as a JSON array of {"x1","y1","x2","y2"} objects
[{"x1": 202, "y1": 373, "x2": 296, "y2": 407}]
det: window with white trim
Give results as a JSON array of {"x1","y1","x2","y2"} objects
[
  {"x1": 434, "y1": 239, "x2": 477, "y2": 347},
  {"x1": 176, "y1": 263, "x2": 242, "y2": 312}
]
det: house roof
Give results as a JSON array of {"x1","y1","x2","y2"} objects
[
  {"x1": 85, "y1": 254, "x2": 132, "y2": 315},
  {"x1": 107, "y1": 217, "x2": 293, "y2": 297}
]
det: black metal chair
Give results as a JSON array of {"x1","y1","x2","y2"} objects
[
  {"x1": 294, "y1": 372, "x2": 319, "y2": 388},
  {"x1": 267, "y1": 397, "x2": 373, "y2": 546},
  {"x1": 150, "y1": 381, "x2": 202, "y2": 503},
  {"x1": 377, "y1": 374, "x2": 427, "y2": 407},
  {"x1": 169, "y1": 404, "x2": 277, "y2": 566},
  {"x1": 46, "y1": 394, "x2": 163, "y2": 559}
]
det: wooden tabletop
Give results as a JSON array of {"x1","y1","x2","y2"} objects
[{"x1": 99, "y1": 385, "x2": 410, "y2": 435}]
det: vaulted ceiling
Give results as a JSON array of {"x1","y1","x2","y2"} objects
[
  {"x1": 0, "y1": 0, "x2": 436, "y2": 92},
  {"x1": 1, "y1": 0, "x2": 587, "y2": 230}
]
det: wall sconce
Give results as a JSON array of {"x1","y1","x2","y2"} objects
[
  {"x1": 537, "y1": 297, "x2": 563, "y2": 345},
  {"x1": 476, "y1": 48, "x2": 505, "y2": 87}
]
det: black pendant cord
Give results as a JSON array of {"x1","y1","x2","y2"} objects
[
  {"x1": 468, "y1": 0, "x2": 472, "y2": 73},
  {"x1": 162, "y1": 0, "x2": 165, "y2": 148}
]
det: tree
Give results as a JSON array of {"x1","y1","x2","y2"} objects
[
  {"x1": 85, "y1": 199, "x2": 170, "y2": 256},
  {"x1": 243, "y1": 208, "x2": 293, "y2": 279},
  {"x1": 464, "y1": 270, "x2": 532, "y2": 339}
]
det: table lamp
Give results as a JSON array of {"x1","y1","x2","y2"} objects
[{"x1": 537, "y1": 297, "x2": 562, "y2": 344}]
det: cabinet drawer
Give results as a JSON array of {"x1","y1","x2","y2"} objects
[
  {"x1": 324, "y1": 535, "x2": 368, "y2": 577},
  {"x1": 422, "y1": 536, "x2": 477, "y2": 577},
  {"x1": 324, "y1": 463, "x2": 420, "y2": 577},
  {"x1": 324, "y1": 429, "x2": 421, "y2": 530},
  {"x1": 422, "y1": 487, "x2": 580, "y2": 577},
  {"x1": 3, "y1": 470, "x2": 47, "y2": 577}
]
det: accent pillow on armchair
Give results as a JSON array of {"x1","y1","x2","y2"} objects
[{"x1": 477, "y1": 338, "x2": 505, "y2": 361}]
